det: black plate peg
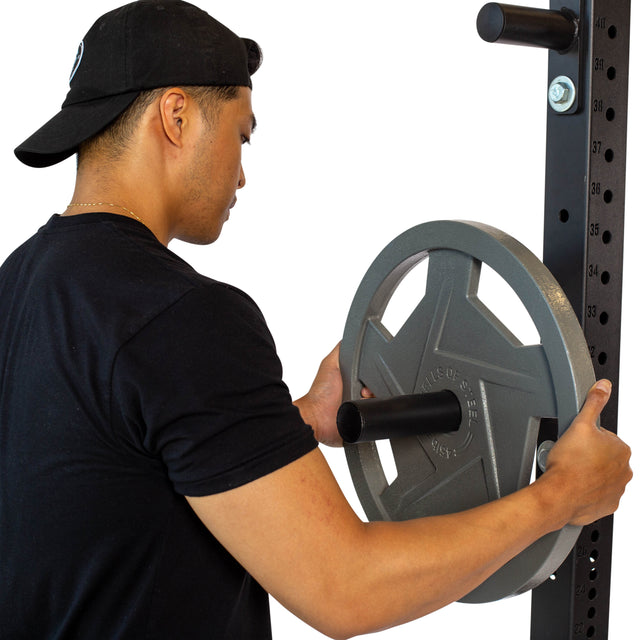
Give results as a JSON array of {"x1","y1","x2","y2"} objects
[{"x1": 477, "y1": 3, "x2": 578, "y2": 52}]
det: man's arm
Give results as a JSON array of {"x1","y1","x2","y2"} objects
[{"x1": 187, "y1": 378, "x2": 631, "y2": 640}]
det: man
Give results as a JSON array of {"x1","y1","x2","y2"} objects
[{"x1": 0, "y1": 1, "x2": 632, "y2": 638}]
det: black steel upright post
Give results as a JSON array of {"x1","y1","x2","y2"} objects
[
  {"x1": 533, "y1": 1, "x2": 630, "y2": 639},
  {"x1": 477, "y1": 2, "x2": 630, "y2": 638}
]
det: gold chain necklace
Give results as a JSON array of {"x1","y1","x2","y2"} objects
[{"x1": 66, "y1": 202, "x2": 146, "y2": 226}]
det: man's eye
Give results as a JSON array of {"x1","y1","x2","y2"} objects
[{"x1": 241, "y1": 135, "x2": 251, "y2": 145}]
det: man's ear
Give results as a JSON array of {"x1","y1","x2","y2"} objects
[{"x1": 159, "y1": 88, "x2": 189, "y2": 147}]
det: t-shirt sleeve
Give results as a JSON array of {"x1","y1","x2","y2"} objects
[{"x1": 110, "y1": 282, "x2": 317, "y2": 496}]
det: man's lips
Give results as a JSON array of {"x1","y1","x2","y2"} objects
[{"x1": 225, "y1": 197, "x2": 237, "y2": 222}]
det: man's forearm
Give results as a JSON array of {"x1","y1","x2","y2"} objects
[
  {"x1": 305, "y1": 467, "x2": 565, "y2": 638},
  {"x1": 193, "y1": 447, "x2": 572, "y2": 640},
  {"x1": 335, "y1": 473, "x2": 567, "y2": 636}
]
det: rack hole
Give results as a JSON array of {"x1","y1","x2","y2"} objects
[
  {"x1": 559, "y1": 209, "x2": 569, "y2": 223},
  {"x1": 590, "y1": 549, "x2": 600, "y2": 563},
  {"x1": 600, "y1": 271, "x2": 610, "y2": 285},
  {"x1": 587, "y1": 626, "x2": 596, "y2": 638},
  {"x1": 608, "y1": 25, "x2": 617, "y2": 39},
  {"x1": 606, "y1": 108, "x2": 616, "y2": 121},
  {"x1": 604, "y1": 148, "x2": 614, "y2": 162},
  {"x1": 603, "y1": 190, "x2": 613, "y2": 204},
  {"x1": 589, "y1": 587, "x2": 598, "y2": 600},
  {"x1": 607, "y1": 66, "x2": 616, "y2": 80},
  {"x1": 599, "y1": 312, "x2": 609, "y2": 325},
  {"x1": 602, "y1": 230, "x2": 612, "y2": 244},
  {"x1": 590, "y1": 567, "x2": 599, "y2": 581},
  {"x1": 591, "y1": 529, "x2": 600, "y2": 543},
  {"x1": 598, "y1": 352, "x2": 607, "y2": 366},
  {"x1": 588, "y1": 607, "x2": 597, "y2": 619}
]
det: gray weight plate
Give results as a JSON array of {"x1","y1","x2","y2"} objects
[{"x1": 340, "y1": 220, "x2": 594, "y2": 603}]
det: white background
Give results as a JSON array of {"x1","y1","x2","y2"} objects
[{"x1": 2, "y1": 1, "x2": 637, "y2": 638}]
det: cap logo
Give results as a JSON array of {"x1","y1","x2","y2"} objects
[{"x1": 69, "y1": 41, "x2": 85, "y2": 83}]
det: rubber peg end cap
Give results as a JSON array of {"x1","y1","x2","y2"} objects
[
  {"x1": 477, "y1": 3, "x2": 505, "y2": 43},
  {"x1": 337, "y1": 402, "x2": 364, "y2": 444}
]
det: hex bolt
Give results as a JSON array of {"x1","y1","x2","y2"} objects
[
  {"x1": 549, "y1": 75, "x2": 576, "y2": 112},
  {"x1": 549, "y1": 83, "x2": 568, "y2": 103}
]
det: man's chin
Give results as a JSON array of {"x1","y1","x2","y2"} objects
[{"x1": 173, "y1": 225, "x2": 223, "y2": 246}]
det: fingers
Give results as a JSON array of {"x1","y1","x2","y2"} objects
[
  {"x1": 578, "y1": 379, "x2": 612, "y2": 426},
  {"x1": 546, "y1": 378, "x2": 633, "y2": 526},
  {"x1": 330, "y1": 341, "x2": 374, "y2": 399}
]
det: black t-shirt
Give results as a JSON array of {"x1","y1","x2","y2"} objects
[{"x1": 0, "y1": 213, "x2": 317, "y2": 639}]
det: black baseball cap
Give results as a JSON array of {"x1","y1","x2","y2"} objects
[{"x1": 15, "y1": 0, "x2": 262, "y2": 168}]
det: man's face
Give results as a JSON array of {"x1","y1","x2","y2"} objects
[{"x1": 175, "y1": 87, "x2": 255, "y2": 244}]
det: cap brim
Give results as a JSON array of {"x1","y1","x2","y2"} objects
[
  {"x1": 14, "y1": 91, "x2": 141, "y2": 168},
  {"x1": 16, "y1": 36, "x2": 261, "y2": 169}
]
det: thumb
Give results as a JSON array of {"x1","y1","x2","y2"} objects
[{"x1": 578, "y1": 379, "x2": 612, "y2": 424}]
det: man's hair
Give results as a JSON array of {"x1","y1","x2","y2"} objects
[{"x1": 78, "y1": 85, "x2": 240, "y2": 164}]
